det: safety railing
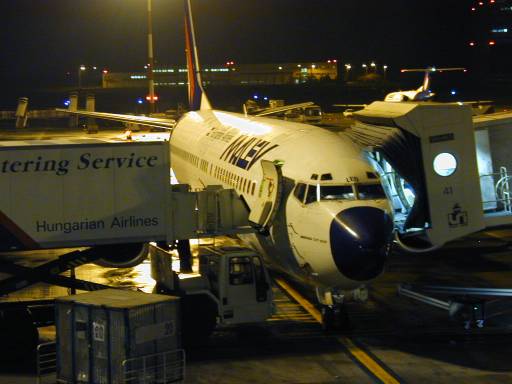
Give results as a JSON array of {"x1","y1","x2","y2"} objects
[
  {"x1": 36, "y1": 341, "x2": 57, "y2": 384},
  {"x1": 480, "y1": 167, "x2": 512, "y2": 213},
  {"x1": 122, "y1": 349, "x2": 185, "y2": 384}
]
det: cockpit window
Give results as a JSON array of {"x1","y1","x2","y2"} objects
[
  {"x1": 298, "y1": 183, "x2": 386, "y2": 204},
  {"x1": 304, "y1": 185, "x2": 355, "y2": 204},
  {"x1": 320, "y1": 185, "x2": 355, "y2": 200},
  {"x1": 357, "y1": 184, "x2": 386, "y2": 199},
  {"x1": 294, "y1": 183, "x2": 307, "y2": 203},
  {"x1": 305, "y1": 185, "x2": 317, "y2": 204}
]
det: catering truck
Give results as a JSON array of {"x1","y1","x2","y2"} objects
[{"x1": 0, "y1": 138, "x2": 274, "y2": 356}]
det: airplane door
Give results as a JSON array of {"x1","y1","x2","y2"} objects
[{"x1": 249, "y1": 160, "x2": 283, "y2": 229}]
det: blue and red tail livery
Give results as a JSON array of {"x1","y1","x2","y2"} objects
[{"x1": 184, "y1": 0, "x2": 211, "y2": 111}]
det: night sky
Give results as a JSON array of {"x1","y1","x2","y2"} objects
[{"x1": 1, "y1": 0, "x2": 473, "y2": 88}]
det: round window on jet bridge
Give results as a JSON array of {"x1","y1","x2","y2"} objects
[{"x1": 433, "y1": 152, "x2": 457, "y2": 177}]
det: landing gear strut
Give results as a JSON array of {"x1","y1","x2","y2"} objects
[
  {"x1": 321, "y1": 305, "x2": 350, "y2": 332},
  {"x1": 316, "y1": 287, "x2": 354, "y2": 332}
]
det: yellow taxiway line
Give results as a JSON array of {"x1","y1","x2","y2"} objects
[
  {"x1": 275, "y1": 277, "x2": 401, "y2": 384},
  {"x1": 483, "y1": 230, "x2": 511, "y2": 240}
]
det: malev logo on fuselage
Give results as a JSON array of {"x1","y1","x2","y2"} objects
[{"x1": 219, "y1": 134, "x2": 278, "y2": 170}]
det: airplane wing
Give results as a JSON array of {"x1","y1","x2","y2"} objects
[
  {"x1": 252, "y1": 102, "x2": 315, "y2": 117},
  {"x1": 473, "y1": 110, "x2": 512, "y2": 131},
  {"x1": 56, "y1": 109, "x2": 176, "y2": 130},
  {"x1": 462, "y1": 100, "x2": 493, "y2": 105},
  {"x1": 333, "y1": 104, "x2": 367, "y2": 108}
]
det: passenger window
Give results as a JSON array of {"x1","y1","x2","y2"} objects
[
  {"x1": 251, "y1": 182, "x2": 256, "y2": 195},
  {"x1": 305, "y1": 184, "x2": 318, "y2": 204},
  {"x1": 293, "y1": 183, "x2": 307, "y2": 203},
  {"x1": 229, "y1": 257, "x2": 253, "y2": 285}
]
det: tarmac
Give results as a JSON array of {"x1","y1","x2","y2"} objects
[{"x1": 1, "y1": 230, "x2": 512, "y2": 383}]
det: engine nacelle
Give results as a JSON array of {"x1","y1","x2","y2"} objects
[{"x1": 93, "y1": 243, "x2": 149, "y2": 268}]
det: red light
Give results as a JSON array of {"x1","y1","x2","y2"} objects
[
  {"x1": 146, "y1": 95, "x2": 159, "y2": 101},
  {"x1": 333, "y1": 59, "x2": 337, "y2": 63},
  {"x1": 471, "y1": 7, "x2": 476, "y2": 10},
  {"x1": 478, "y1": 1, "x2": 483, "y2": 5},
  {"x1": 489, "y1": 40, "x2": 496, "y2": 46},
  {"x1": 102, "y1": 69, "x2": 109, "y2": 74},
  {"x1": 469, "y1": 41, "x2": 476, "y2": 46},
  {"x1": 490, "y1": 0, "x2": 495, "y2": 3},
  {"x1": 463, "y1": 69, "x2": 468, "y2": 72}
]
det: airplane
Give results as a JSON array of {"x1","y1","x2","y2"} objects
[
  {"x1": 62, "y1": 0, "x2": 395, "y2": 328},
  {"x1": 335, "y1": 67, "x2": 490, "y2": 116},
  {"x1": 384, "y1": 67, "x2": 466, "y2": 102}
]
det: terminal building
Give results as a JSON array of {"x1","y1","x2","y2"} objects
[{"x1": 102, "y1": 61, "x2": 339, "y2": 89}]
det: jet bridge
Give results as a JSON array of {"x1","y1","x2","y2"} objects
[{"x1": 348, "y1": 101, "x2": 512, "y2": 249}]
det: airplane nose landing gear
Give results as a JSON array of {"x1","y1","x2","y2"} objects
[
  {"x1": 316, "y1": 288, "x2": 352, "y2": 332},
  {"x1": 321, "y1": 305, "x2": 350, "y2": 332}
]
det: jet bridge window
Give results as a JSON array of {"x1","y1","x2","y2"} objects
[
  {"x1": 229, "y1": 257, "x2": 254, "y2": 285},
  {"x1": 356, "y1": 184, "x2": 386, "y2": 199}
]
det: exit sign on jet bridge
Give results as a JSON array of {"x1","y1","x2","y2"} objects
[{"x1": 0, "y1": 139, "x2": 170, "y2": 251}]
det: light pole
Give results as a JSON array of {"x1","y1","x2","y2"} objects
[
  {"x1": 344, "y1": 64, "x2": 351, "y2": 81},
  {"x1": 147, "y1": 0, "x2": 156, "y2": 115},
  {"x1": 362, "y1": 63, "x2": 368, "y2": 75},
  {"x1": 370, "y1": 61, "x2": 376, "y2": 72},
  {"x1": 78, "y1": 64, "x2": 86, "y2": 91},
  {"x1": 383, "y1": 65, "x2": 388, "y2": 79}
]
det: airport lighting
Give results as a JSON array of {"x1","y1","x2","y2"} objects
[
  {"x1": 345, "y1": 64, "x2": 351, "y2": 80},
  {"x1": 78, "y1": 65, "x2": 86, "y2": 90}
]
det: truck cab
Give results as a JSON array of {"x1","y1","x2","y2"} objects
[
  {"x1": 197, "y1": 246, "x2": 274, "y2": 324},
  {"x1": 150, "y1": 244, "x2": 274, "y2": 327}
]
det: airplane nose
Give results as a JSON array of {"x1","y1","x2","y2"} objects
[{"x1": 329, "y1": 207, "x2": 393, "y2": 281}]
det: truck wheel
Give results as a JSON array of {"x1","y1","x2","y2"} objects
[
  {"x1": 181, "y1": 295, "x2": 217, "y2": 347},
  {"x1": 0, "y1": 307, "x2": 39, "y2": 362}
]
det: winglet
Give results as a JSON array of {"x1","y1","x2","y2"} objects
[{"x1": 184, "y1": 0, "x2": 211, "y2": 111}]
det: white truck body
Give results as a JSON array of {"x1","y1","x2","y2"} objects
[
  {"x1": 0, "y1": 139, "x2": 170, "y2": 251},
  {"x1": 150, "y1": 245, "x2": 274, "y2": 326}
]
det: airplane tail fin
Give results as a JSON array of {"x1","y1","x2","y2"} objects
[
  {"x1": 184, "y1": 0, "x2": 211, "y2": 111},
  {"x1": 400, "y1": 67, "x2": 466, "y2": 92}
]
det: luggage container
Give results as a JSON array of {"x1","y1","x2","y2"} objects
[{"x1": 55, "y1": 289, "x2": 181, "y2": 384}]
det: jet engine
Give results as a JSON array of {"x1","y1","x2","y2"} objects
[{"x1": 93, "y1": 242, "x2": 149, "y2": 268}]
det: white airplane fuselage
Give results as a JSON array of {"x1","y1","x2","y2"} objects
[{"x1": 170, "y1": 109, "x2": 393, "y2": 292}]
